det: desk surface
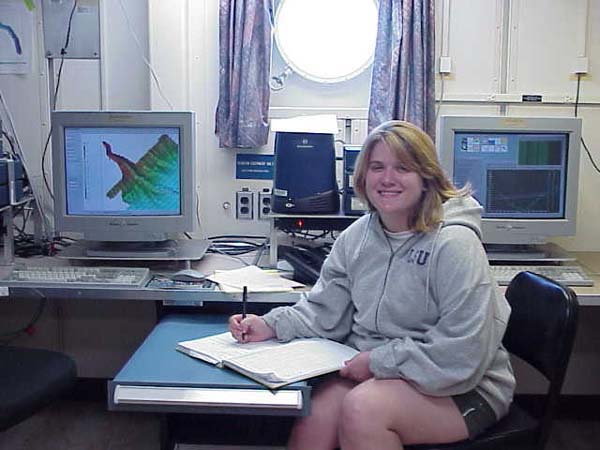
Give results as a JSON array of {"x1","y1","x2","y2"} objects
[
  {"x1": 2, "y1": 251, "x2": 600, "y2": 305},
  {"x1": 568, "y1": 252, "x2": 600, "y2": 305},
  {"x1": 108, "y1": 314, "x2": 310, "y2": 416},
  {"x1": 0, "y1": 253, "x2": 298, "y2": 304}
]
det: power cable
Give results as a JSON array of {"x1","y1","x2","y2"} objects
[
  {"x1": 41, "y1": 0, "x2": 79, "y2": 202},
  {"x1": 117, "y1": 0, "x2": 174, "y2": 110},
  {"x1": 574, "y1": 74, "x2": 600, "y2": 174},
  {"x1": 0, "y1": 292, "x2": 47, "y2": 345}
]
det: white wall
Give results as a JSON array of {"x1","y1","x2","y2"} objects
[{"x1": 144, "y1": 0, "x2": 600, "y2": 249}]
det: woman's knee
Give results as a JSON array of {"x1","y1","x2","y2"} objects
[
  {"x1": 288, "y1": 377, "x2": 355, "y2": 449},
  {"x1": 339, "y1": 378, "x2": 417, "y2": 438},
  {"x1": 339, "y1": 380, "x2": 387, "y2": 436}
]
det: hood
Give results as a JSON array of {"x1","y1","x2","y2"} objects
[
  {"x1": 441, "y1": 196, "x2": 483, "y2": 240},
  {"x1": 423, "y1": 195, "x2": 483, "y2": 312}
]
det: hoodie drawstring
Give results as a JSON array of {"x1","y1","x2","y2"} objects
[{"x1": 424, "y1": 223, "x2": 443, "y2": 312}]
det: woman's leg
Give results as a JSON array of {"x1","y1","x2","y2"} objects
[
  {"x1": 339, "y1": 378, "x2": 469, "y2": 450},
  {"x1": 288, "y1": 375, "x2": 357, "y2": 450}
]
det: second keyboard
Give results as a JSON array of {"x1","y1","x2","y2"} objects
[{"x1": 491, "y1": 265, "x2": 594, "y2": 287}]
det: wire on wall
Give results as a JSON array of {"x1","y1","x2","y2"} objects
[
  {"x1": 435, "y1": 73, "x2": 446, "y2": 124},
  {"x1": 41, "y1": 0, "x2": 79, "y2": 202},
  {"x1": 117, "y1": 0, "x2": 174, "y2": 110},
  {"x1": 574, "y1": 74, "x2": 600, "y2": 175}
]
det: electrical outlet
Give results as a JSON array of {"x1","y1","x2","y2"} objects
[
  {"x1": 258, "y1": 188, "x2": 272, "y2": 220},
  {"x1": 236, "y1": 189, "x2": 254, "y2": 220}
]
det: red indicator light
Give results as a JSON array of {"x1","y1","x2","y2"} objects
[{"x1": 296, "y1": 219, "x2": 304, "y2": 228}]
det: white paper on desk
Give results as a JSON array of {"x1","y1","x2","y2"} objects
[
  {"x1": 207, "y1": 265, "x2": 304, "y2": 293},
  {"x1": 270, "y1": 114, "x2": 338, "y2": 134}
]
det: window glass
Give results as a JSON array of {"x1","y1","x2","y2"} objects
[{"x1": 274, "y1": 0, "x2": 378, "y2": 84}]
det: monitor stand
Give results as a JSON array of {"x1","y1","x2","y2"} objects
[
  {"x1": 57, "y1": 239, "x2": 210, "y2": 261},
  {"x1": 484, "y1": 243, "x2": 575, "y2": 264}
]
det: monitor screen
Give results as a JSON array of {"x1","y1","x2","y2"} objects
[
  {"x1": 63, "y1": 126, "x2": 182, "y2": 217},
  {"x1": 438, "y1": 116, "x2": 581, "y2": 246},
  {"x1": 453, "y1": 131, "x2": 568, "y2": 219},
  {"x1": 51, "y1": 111, "x2": 198, "y2": 258}
]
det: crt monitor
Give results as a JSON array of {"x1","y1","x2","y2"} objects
[
  {"x1": 437, "y1": 115, "x2": 582, "y2": 253},
  {"x1": 51, "y1": 110, "x2": 203, "y2": 259}
]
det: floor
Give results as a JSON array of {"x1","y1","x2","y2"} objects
[
  {"x1": 1, "y1": 397, "x2": 600, "y2": 450},
  {"x1": 0, "y1": 400, "x2": 159, "y2": 450}
]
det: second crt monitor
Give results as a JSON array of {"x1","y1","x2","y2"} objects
[{"x1": 437, "y1": 116, "x2": 582, "y2": 250}]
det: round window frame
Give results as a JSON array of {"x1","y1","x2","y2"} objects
[{"x1": 273, "y1": 0, "x2": 378, "y2": 84}]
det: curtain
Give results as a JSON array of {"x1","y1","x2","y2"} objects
[
  {"x1": 368, "y1": 0, "x2": 436, "y2": 138},
  {"x1": 215, "y1": 0, "x2": 273, "y2": 148}
]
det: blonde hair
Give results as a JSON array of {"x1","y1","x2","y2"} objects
[{"x1": 353, "y1": 120, "x2": 470, "y2": 232}]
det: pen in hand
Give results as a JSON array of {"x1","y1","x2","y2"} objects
[{"x1": 241, "y1": 285, "x2": 248, "y2": 341}]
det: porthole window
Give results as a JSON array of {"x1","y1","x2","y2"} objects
[{"x1": 272, "y1": 0, "x2": 378, "y2": 85}]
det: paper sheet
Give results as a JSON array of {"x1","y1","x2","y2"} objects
[
  {"x1": 207, "y1": 265, "x2": 304, "y2": 293},
  {"x1": 177, "y1": 332, "x2": 283, "y2": 366},
  {"x1": 0, "y1": 2, "x2": 32, "y2": 74},
  {"x1": 270, "y1": 114, "x2": 338, "y2": 134}
]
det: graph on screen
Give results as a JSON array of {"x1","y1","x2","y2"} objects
[{"x1": 64, "y1": 127, "x2": 181, "y2": 216}]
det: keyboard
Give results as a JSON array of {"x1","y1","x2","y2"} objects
[
  {"x1": 0, "y1": 266, "x2": 151, "y2": 289},
  {"x1": 491, "y1": 265, "x2": 594, "y2": 287}
]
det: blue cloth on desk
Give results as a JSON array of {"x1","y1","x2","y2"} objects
[
  {"x1": 115, "y1": 315, "x2": 249, "y2": 387},
  {"x1": 114, "y1": 314, "x2": 308, "y2": 389}
]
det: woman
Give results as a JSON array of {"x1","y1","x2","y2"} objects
[{"x1": 229, "y1": 120, "x2": 515, "y2": 450}]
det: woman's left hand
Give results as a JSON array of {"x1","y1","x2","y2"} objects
[{"x1": 339, "y1": 351, "x2": 373, "y2": 382}]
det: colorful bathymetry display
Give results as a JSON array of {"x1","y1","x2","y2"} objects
[
  {"x1": 102, "y1": 134, "x2": 180, "y2": 211},
  {"x1": 0, "y1": 21, "x2": 22, "y2": 54}
]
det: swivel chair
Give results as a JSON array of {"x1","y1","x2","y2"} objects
[
  {"x1": 406, "y1": 271, "x2": 579, "y2": 450},
  {"x1": 0, "y1": 346, "x2": 77, "y2": 431}
]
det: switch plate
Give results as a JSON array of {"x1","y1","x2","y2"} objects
[{"x1": 439, "y1": 56, "x2": 452, "y2": 74}]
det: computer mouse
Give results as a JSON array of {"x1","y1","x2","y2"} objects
[{"x1": 171, "y1": 269, "x2": 207, "y2": 282}]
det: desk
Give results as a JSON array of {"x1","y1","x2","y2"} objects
[
  {"x1": 2, "y1": 250, "x2": 600, "y2": 376},
  {"x1": 567, "y1": 252, "x2": 600, "y2": 306},
  {"x1": 108, "y1": 314, "x2": 309, "y2": 416},
  {"x1": 2, "y1": 251, "x2": 600, "y2": 304},
  {"x1": 0, "y1": 253, "x2": 299, "y2": 305},
  {"x1": 108, "y1": 314, "x2": 308, "y2": 449}
]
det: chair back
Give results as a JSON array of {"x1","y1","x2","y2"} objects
[{"x1": 503, "y1": 271, "x2": 579, "y2": 448}]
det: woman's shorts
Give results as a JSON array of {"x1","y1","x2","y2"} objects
[{"x1": 452, "y1": 390, "x2": 497, "y2": 439}]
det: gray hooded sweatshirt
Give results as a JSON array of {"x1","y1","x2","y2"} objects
[{"x1": 263, "y1": 196, "x2": 515, "y2": 419}]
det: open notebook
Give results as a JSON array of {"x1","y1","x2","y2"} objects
[{"x1": 176, "y1": 332, "x2": 358, "y2": 389}]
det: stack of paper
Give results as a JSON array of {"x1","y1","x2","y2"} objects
[
  {"x1": 207, "y1": 265, "x2": 304, "y2": 293},
  {"x1": 177, "y1": 331, "x2": 358, "y2": 389}
]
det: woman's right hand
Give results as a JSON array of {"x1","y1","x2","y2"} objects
[{"x1": 228, "y1": 314, "x2": 276, "y2": 343}]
